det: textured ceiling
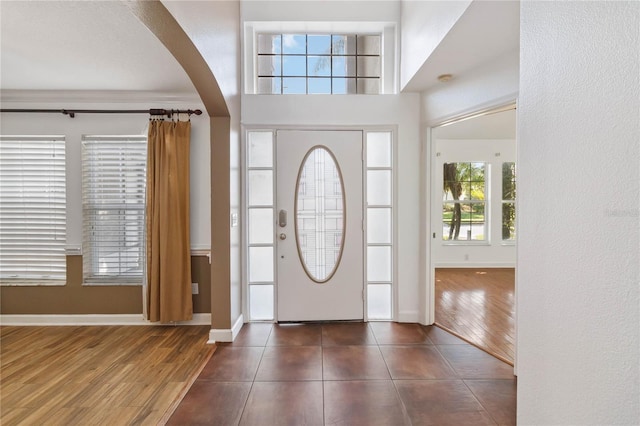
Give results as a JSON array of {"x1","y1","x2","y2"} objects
[{"x1": 0, "y1": 1, "x2": 197, "y2": 93}]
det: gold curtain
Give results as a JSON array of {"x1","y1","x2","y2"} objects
[{"x1": 146, "y1": 120, "x2": 193, "y2": 323}]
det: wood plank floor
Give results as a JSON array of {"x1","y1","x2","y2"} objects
[
  {"x1": 0, "y1": 325, "x2": 214, "y2": 426},
  {"x1": 435, "y1": 268, "x2": 515, "y2": 364}
]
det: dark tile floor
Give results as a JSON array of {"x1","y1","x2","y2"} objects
[{"x1": 168, "y1": 322, "x2": 516, "y2": 426}]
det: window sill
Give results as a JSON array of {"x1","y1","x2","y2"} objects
[{"x1": 0, "y1": 280, "x2": 66, "y2": 287}]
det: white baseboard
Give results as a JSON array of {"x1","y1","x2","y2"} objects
[
  {"x1": 208, "y1": 314, "x2": 244, "y2": 344},
  {"x1": 434, "y1": 262, "x2": 516, "y2": 268},
  {"x1": 396, "y1": 310, "x2": 420, "y2": 323},
  {"x1": 0, "y1": 313, "x2": 211, "y2": 326}
]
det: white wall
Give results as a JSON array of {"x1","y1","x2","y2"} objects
[
  {"x1": 400, "y1": 0, "x2": 471, "y2": 90},
  {"x1": 164, "y1": 0, "x2": 244, "y2": 323},
  {"x1": 0, "y1": 92, "x2": 210, "y2": 251},
  {"x1": 421, "y1": 48, "x2": 519, "y2": 125},
  {"x1": 243, "y1": 94, "x2": 421, "y2": 322},
  {"x1": 518, "y1": 2, "x2": 639, "y2": 424}
]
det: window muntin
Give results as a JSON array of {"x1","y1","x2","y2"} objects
[
  {"x1": 0, "y1": 136, "x2": 67, "y2": 284},
  {"x1": 442, "y1": 162, "x2": 487, "y2": 241},
  {"x1": 502, "y1": 162, "x2": 516, "y2": 241},
  {"x1": 257, "y1": 33, "x2": 381, "y2": 94},
  {"x1": 82, "y1": 136, "x2": 146, "y2": 284}
]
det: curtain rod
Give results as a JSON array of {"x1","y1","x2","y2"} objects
[{"x1": 0, "y1": 108, "x2": 203, "y2": 118}]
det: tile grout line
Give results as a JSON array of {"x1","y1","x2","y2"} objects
[{"x1": 236, "y1": 324, "x2": 274, "y2": 425}]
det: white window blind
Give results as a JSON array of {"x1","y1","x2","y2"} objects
[
  {"x1": 0, "y1": 136, "x2": 67, "y2": 284},
  {"x1": 82, "y1": 136, "x2": 146, "y2": 284}
]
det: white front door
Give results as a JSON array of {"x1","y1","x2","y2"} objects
[{"x1": 276, "y1": 130, "x2": 364, "y2": 321}]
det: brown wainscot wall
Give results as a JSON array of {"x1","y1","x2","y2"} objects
[{"x1": 1, "y1": 255, "x2": 211, "y2": 315}]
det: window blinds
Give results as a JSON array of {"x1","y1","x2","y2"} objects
[
  {"x1": 0, "y1": 136, "x2": 67, "y2": 283},
  {"x1": 82, "y1": 136, "x2": 147, "y2": 284}
]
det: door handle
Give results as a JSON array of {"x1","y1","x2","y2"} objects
[{"x1": 279, "y1": 209, "x2": 287, "y2": 227}]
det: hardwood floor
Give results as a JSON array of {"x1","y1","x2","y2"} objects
[
  {"x1": 435, "y1": 268, "x2": 515, "y2": 364},
  {"x1": 169, "y1": 322, "x2": 516, "y2": 425},
  {"x1": 0, "y1": 325, "x2": 214, "y2": 426}
]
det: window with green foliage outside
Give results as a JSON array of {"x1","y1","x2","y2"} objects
[
  {"x1": 502, "y1": 162, "x2": 516, "y2": 241},
  {"x1": 442, "y1": 162, "x2": 486, "y2": 241}
]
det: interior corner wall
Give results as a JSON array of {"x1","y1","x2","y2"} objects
[
  {"x1": 420, "y1": 48, "x2": 519, "y2": 125},
  {"x1": 517, "y1": 2, "x2": 639, "y2": 424},
  {"x1": 399, "y1": 0, "x2": 471, "y2": 90},
  {"x1": 163, "y1": 0, "x2": 243, "y2": 329}
]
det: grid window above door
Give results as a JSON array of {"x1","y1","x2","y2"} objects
[{"x1": 256, "y1": 34, "x2": 382, "y2": 94}]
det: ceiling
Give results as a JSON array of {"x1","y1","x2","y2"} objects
[
  {"x1": 0, "y1": 1, "x2": 196, "y2": 93},
  {"x1": 402, "y1": 0, "x2": 520, "y2": 93},
  {"x1": 0, "y1": 1, "x2": 518, "y2": 95}
]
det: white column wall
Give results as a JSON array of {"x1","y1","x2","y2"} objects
[{"x1": 518, "y1": 2, "x2": 639, "y2": 424}]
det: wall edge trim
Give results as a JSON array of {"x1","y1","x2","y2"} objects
[
  {"x1": 0, "y1": 313, "x2": 211, "y2": 326},
  {"x1": 207, "y1": 314, "x2": 244, "y2": 344},
  {"x1": 434, "y1": 262, "x2": 516, "y2": 268},
  {"x1": 396, "y1": 310, "x2": 420, "y2": 323}
]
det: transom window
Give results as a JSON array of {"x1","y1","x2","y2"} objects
[{"x1": 256, "y1": 33, "x2": 381, "y2": 94}]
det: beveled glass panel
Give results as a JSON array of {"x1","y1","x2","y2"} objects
[
  {"x1": 367, "y1": 208, "x2": 391, "y2": 244},
  {"x1": 367, "y1": 132, "x2": 391, "y2": 167},
  {"x1": 283, "y1": 56, "x2": 306, "y2": 76},
  {"x1": 282, "y1": 77, "x2": 306, "y2": 94},
  {"x1": 257, "y1": 77, "x2": 281, "y2": 94},
  {"x1": 308, "y1": 35, "x2": 331, "y2": 54},
  {"x1": 367, "y1": 284, "x2": 392, "y2": 319},
  {"x1": 357, "y1": 35, "x2": 381, "y2": 55},
  {"x1": 357, "y1": 78, "x2": 380, "y2": 94},
  {"x1": 332, "y1": 35, "x2": 356, "y2": 55},
  {"x1": 249, "y1": 246, "x2": 274, "y2": 282},
  {"x1": 247, "y1": 132, "x2": 273, "y2": 168},
  {"x1": 367, "y1": 170, "x2": 391, "y2": 205},
  {"x1": 332, "y1": 78, "x2": 357, "y2": 94},
  {"x1": 257, "y1": 34, "x2": 281, "y2": 54},
  {"x1": 282, "y1": 34, "x2": 306, "y2": 54},
  {"x1": 250, "y1": 285, "x2": 274, "y2": 320},
  {"x1": 295, "y1": 146, "x2": 345, "y2": 283},
  {"x1": 332, "y1": 56, "x2": 356, "y2": 77},
  {"x1": 258, "y1": 56, "x2": 281, "y2": 76},
  {"x1": 308, "y1": 56, "x2": 331, "y2": 76},
  {"x1": 248, "y1": 170, "x2": 273, "y2": 206},
  {"x1": 367, "y1": 246, "x2": 391, "y2": 281},
  {"x1": 356, "y1": 57, "x2": 381, "y2": 77},
  {"x1": 308, "y1": 78, "x2": 331, "y2": 94},
  {"x1": 249, "y1": 208, "x2": 273, "y2": 244}
]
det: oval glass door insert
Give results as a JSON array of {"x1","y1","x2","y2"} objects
[{"x1": 295, "y1": 145, "x2": 346, "y2": 283}]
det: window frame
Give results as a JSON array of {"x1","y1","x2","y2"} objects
[
  {"x1": 256, "y1": 33, "x2": 382, "y2": 95},
  {"x1": 0, "y1": 135, "x2": 67, "y2": 286},
  {"x1": 441, "y1": 161, "x2": 489, "y2": 244},
  {"x1": 81, "y1": 135, "x2": 147, "y2": 286},
  {"x1": 244, "y1": 22, "x2": 397, "y2": 95}
]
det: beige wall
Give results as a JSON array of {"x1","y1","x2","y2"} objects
[{"x1": 1, "y1": 255, "x2": 211, "y2": 315}]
